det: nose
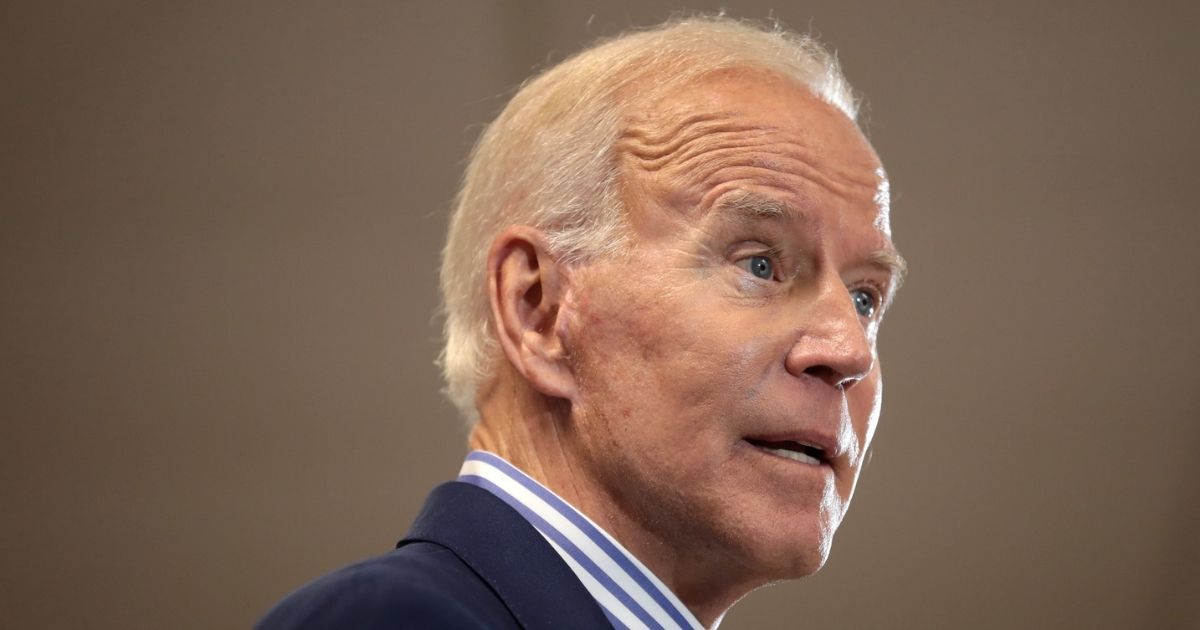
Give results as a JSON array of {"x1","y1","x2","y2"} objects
[{"x1": 784, "y1": 280, "x2": 875, "y2": 389}]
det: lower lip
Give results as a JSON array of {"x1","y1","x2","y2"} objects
[{"x1": 743, "y1": 440, "x2": 834, "y2": 474}]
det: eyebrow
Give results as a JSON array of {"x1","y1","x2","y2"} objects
[
  {"x1": 870, "y1": 248, "x2": 908, "y2": 297},
  {"x1": 716, "y1": 191, "x2": 908, "y2": 292},
  {"x1": 717, "y1": 191, "x2": 794, "y2": 222}
]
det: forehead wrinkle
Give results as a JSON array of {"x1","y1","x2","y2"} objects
[
  {"x1": 618, "y1": 112, "x2": 774, "y2": 170},
  {"x1": 694, "y1": 145, "x2": 877, "y2": 203},
  {"x1": 696, "y1": 179, "x2": 808, "y2": 216},
  {"x1": 622, "y1": 114, "x2": 877, "y2": 195},
  {"x1": 630, "y1": 130, "x2": 780, "y2": 174},
  {"x1": 618, "y1": 110, "x2": 743, "y2": 148},
  {"x1": 617, "y1": 93, "x2": 887, "y2": 237},
  {"x1": 627, "y1": 124, "x2": 880, "y2": 211}
]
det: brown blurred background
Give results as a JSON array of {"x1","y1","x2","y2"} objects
[{"x1": 2, "y1": 1, "x2": 1197, "y2": 628}]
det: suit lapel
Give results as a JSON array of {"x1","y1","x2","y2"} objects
[{"x1": 400, "y1": 482, "x2": 613, "y2": 629}]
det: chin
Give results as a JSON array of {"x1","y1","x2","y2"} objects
[
  {"x1": 740, "y1": 517, "x2": 837, "y2": 582},
  {"x1": 778, "y1": 541, "x2": 831, "y2": 579}
]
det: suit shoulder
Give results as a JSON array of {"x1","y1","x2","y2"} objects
[{"x1": 255, "y1": 542, "x2": 515, "y2": 629}]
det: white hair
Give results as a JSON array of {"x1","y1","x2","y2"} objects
[{"x1": 439, "y1": 15, "x2": 860, "y2": 425}]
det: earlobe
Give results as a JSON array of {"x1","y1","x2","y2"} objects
[{"x1": 487, "y1": 226, "x2": 578, "y2": 400}]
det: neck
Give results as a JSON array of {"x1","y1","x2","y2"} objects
[{"x1": 468, "y1": 368, "x2": 579, "y2": 501}]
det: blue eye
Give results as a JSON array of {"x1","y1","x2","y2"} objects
[
  {"x1": 850, "y1": 288, "x2": 877, "y2": 318},
  {"x1": 738, "y1": 255, "x2": 774, "y2": 280}
]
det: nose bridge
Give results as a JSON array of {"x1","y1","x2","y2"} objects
[{"x1": 787, "y1": 274, "x2": 875, "y2": 386}]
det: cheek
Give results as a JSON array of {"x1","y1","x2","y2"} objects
[
  {"x1": 561, "y1": 281, "x2": 661, "y2": 426},
  {"x1": 847, "y1": 369, "x2": 884, "y2": 459},
  {"x1": 567, "y1": 283, "x2": 731, "y2": 422}
]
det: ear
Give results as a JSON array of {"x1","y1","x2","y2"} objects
[{"x1": 487, "y1": 226, "x2": 577, "y2": 400}]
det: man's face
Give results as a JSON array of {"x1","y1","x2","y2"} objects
[{"x1": 558, "y1": 74, "x2": 901, "y2": 583}]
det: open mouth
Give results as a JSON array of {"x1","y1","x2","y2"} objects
[{"x1": 745, "y1": 438, "x2": 827, "y2": 466}]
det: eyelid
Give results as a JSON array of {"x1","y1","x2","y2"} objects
[
  {"x1": 728, "y1": 241, "x2": 784, "y2": 264},
  {"x1": 758, "y1": 244, "x2": 785, "y2": 267}
]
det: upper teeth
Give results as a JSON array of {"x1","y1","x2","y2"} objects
[{"x1": 763, "y1": 446, "x2": 820, "y2": 466}]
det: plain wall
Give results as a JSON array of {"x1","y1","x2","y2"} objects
[{"x1": 2, "y1": 1, "x2": 1197, "y2": 628}]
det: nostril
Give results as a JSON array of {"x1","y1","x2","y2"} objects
[
  {"x1": 803, "y1": 365, "x2": 841, "y2": 387},
  {"x1": 802, "y1": 365, "x2": 862, "y2": 389}
]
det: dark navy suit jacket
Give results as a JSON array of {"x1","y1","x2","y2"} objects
[{"x1": 256, "y1": 482, "x2": 613, "y2": 629}]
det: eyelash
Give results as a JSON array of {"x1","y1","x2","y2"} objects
[{"x1": 756, "y1": 246, "x2": 786, "y2": 275}]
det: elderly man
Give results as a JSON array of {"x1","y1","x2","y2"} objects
[{"x1": 259, "y1": 15, "x2": 903, "y2": 629}]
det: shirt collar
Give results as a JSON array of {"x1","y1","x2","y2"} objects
[{"x1": 458, "y1": 450, "x2": 708, "y2": 630}]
